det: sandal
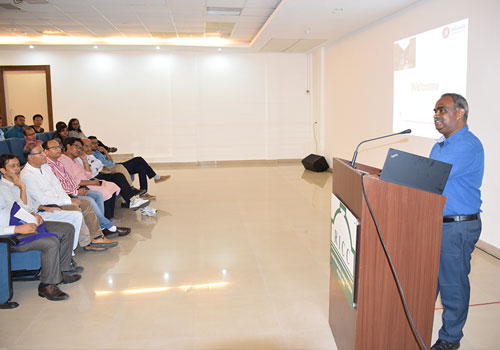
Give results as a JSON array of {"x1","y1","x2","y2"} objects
[
  {"x1": 140, "y1": 193, "x2": 157, "y2": 200},
  {"x1": 83, "y1": 245, "x2": 108, "y2": 251}
]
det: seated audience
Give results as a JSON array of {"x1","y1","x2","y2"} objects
[
  {"x1": 68, "y1": 118, "x2": 117, "y2": 152},
  {"x1": 21, "y1": 143, "x2": 118, "y2": 251},
  {"x1": 88, "y1": 136, "x2": 170, "y2": 200},
  {"x1": 42, "y1": 140, "x2": 130, "y2": 237},
  {"x1": 5, "y1": 115, "x2": 26, "y2": 139},
  {"x1": 0, "y1": 195, "x2": 80, "y2": 301},
  {"x1": 0, "y1": 153, "x2": 84, "y2": 258},
  {"x1": 60, "y1": 137, "x2": 120, "y2": 220},
  {"x1": 80, "y1": 138, "x2": 150, "y2": 210},
  {"x1": 52, "y1": 123, "x2": 69, "y2": 150},
  {"x1": 31, "y1": 114, "x2": 45, "y2": 133},
  {"x1": 23, "y1": 126, "x2": 42, "y2": 146}
]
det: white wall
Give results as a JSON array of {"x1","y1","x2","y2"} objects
[
  {"x1": 313, "y1": 0, "x2": 500, "y2": 248},
  {"x1": 0, "y1": 50, "x2": 312, "y2": 162}
]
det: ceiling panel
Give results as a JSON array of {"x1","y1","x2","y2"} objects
[{"x1": 0, "y1": 0, "x2": 420, "y2": 53}]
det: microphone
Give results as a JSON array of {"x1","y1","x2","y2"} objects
[{"x1": 350, "y1": 129, "x2": 411, "y2": 168}]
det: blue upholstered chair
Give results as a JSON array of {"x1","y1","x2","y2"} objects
[
  {"x1": 0, "y1": 140, "x2": 10, "y2": 155},
  {"x1": 36, "y1": 133, "x2": 48, "y2": 142},
  {"x1": 0, "y1": 236, "x2": 41, "y2": 309},
  {"x1": 5, "y1": 138, "x2": 26, "y2": 164}
]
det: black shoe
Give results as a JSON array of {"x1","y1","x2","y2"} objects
[
  {"x1": 38, "y1": 284, "x2": 69, "y2": 301},
  {"x1": 431, "y1": 339, "x2": 460, "y2": 350},
  {"x1": 116, "y1": 226, "x2": 131, "y2": 236},
  {"x1": 67, "y1": 259, "x2": 84, "y2": 274},
  {"x1": 60, "y1": 272, "x2": 81, "y2": 284},
  {"x1": 103, "y1": 227, "x2": 131, "y2": 237}
]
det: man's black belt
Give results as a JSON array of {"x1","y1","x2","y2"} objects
[{"x1": 443, "y1": 213, "x2": 480, "y2": 223}]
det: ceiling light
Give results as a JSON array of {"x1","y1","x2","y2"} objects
[
  {"x1": 28, "y1": 45, "x2": 34, "y2": 48},
  {"x1": 155, "y1": 46, "x2": 160, "y2": 50},
  {"x1": 207, "y1": 7, "x2": 241, "y2": 16},
  {"x1": 42, "y1": 30, "x2": 63, "y2": 35},
  {"x1": 93, "y1": 45, "x2": 98, "y2": 49}
]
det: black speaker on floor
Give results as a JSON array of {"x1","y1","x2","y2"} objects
[{"x1": 301, "y1": 154, "x2": 329, "y2": 172}]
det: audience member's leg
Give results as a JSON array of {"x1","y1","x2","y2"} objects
[
  {"x1": 43, "y1": 221, "x2": 75, "y2": 273},
  {"x1": 103, "y1": 194, "x2": 116, "y2": 219},
  {"x1": 78, "y1": 195, "x2": 114, "y2": 230},
  {"x1": 60, "y1": 204, "x2": 93, "y2": 246},
  {"x1": 38, "y1": 209, "x2": 83, "y2": 251},
  {"x1": 121, "y1": 157, "x2": 156, "y2": 191},
  {"x1": 96, "y1": 172, "x2": 135, "y2": 202},
  {"x1": 11, "y1": 236, "x2": 61, "y2": 284}
]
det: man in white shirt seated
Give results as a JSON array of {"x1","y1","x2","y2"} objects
[
  {"x1": 0, "y1": 153, "x2": 83, "y2": 268},
  {"x1": 0, "y1": 196, "x2": 80, "y2": 301},
  {"x1": 20, "y1": 143, "x2": 118, "y2": 252}
]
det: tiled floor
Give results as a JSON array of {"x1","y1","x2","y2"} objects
[{"x1": 1, "y1": 164, "x2": 499, "y2": 349}]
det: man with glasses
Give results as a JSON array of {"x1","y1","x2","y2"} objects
[
  {"x1": 23, "y1": 126, "x2": 42, "y2": 146},
  {"x1": 0, "y1": 153, "x2": 84, "y2": 262},
  {"x1": 429, "y1": 93, "x2": 484, "y2": 350},
  {"x1": 21, "y1": 143, "x2": 117, "y2": 252},
  {"x1": 44, "y1": 139, "x2": 131, "y2": 237}
]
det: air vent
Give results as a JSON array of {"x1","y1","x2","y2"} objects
[
  {"x1": 206, "y1": 7, "x2": 241, "y2": 16},
  {"x1": 26, "y1": 0, "x2": 49, "y2": 3},
  {"x1": 0, "y1": 3, "x2": 21, "y2": 10}
]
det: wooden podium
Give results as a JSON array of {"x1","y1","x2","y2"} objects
[{"x1": 328, "y1": 157, "x2": 446, "y2": 350}]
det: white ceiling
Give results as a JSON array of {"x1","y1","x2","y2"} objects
[{"x1": 0, "y1": 0, "x2": 421, "y2": 52}]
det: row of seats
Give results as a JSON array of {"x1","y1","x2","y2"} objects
[
  {"x1": 1, "y1": 130, "x2": 54, "y2": 308},
  {"x1": 0, "y1": 131, "x2": 55, "y2": 165}
]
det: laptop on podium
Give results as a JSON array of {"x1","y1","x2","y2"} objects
[{"x1": 380, "y1": 148, "x2": 452, "y2": 195}]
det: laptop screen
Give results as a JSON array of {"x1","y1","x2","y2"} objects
[{"x1": 380, "y1": 148, "x2": 452, "y2": 195}]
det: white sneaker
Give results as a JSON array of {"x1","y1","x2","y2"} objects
[
  {"x1": 129, "y1": 197, "x2": 150, "y2": 211},
  {"x1": 140, "y1": 206, "x2": 157, "y2": 216}
]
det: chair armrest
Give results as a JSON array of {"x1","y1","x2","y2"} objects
[{"x1": 0, "y1": 235, "x2": 20, "y2": 246}]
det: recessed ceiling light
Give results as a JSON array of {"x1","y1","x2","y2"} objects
[
  {"x1": 155, "y1": 46, "x2": 160, "y2": 50},
  {"x1": 28, "y1": 45, "x2": 34, "y2": 49},
  {"x1": 217, "y1": 48, "x2": 222, "y2": 51},
  {"x1": 93, "y1": 45, "x2": 98, "y2": 49},
  {"x1": 207, "y1": 7, "x2": 241, "y2": 16}
]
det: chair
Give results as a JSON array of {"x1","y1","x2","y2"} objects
[
  {"x1": 0, "y1": 140, "x2": 10, "y2": 155},
  {"x1": 0, "y1": 236, "x2": 41, "y2": 309},
  {"x1": 5, "y1": 138, "x2": 27, "y2": 164},
  {"x1": 0, "y1": 126, "x2": 11, "y2": 134},
  {"x1": 45, "y1": 131, "x2": 55, "y2": 139},
  {"x1": 36, "y1": 133, "x2": 48, "y2": 142}
]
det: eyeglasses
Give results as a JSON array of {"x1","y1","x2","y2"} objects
[
  {"x1": 30, "y1": 151, "x2": 43, "y2": 156},
  {"x1": 433, "y1": 106, "x2": 457, "y2": 115}
]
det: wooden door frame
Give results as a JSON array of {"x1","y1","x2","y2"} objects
[{"x1": 0, "y1": 65, "x2": 54, "y2": 130}]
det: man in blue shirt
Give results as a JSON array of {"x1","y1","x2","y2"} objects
[
  {"x1": 429, "y1": 93, "x2": 484, "y2": 350},
  {"x1": 4, "y1": 115, "x2": 27, "y2": 139}
]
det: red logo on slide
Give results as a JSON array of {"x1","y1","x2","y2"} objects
[{"x1": 442, "y1": 26, "x2": 450, "y2": 39}]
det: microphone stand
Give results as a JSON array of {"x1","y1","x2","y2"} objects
[{"x1": 351, "y1": 129, "x2": 411, "y2": 168}]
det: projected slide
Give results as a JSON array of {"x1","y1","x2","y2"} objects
[{"x1": 393, "y1": 19, "x2": 468, "y2": 139}]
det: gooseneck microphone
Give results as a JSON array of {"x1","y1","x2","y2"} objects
[{"x1": 350, "y1": 129, "x2": 411, "y2": 168}]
